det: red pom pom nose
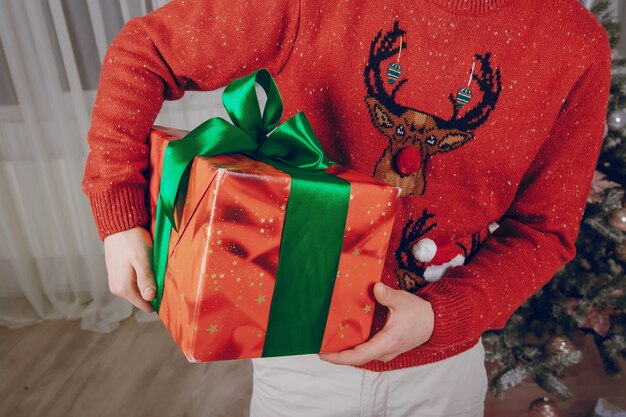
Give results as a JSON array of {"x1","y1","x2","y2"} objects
[{"x1": 394, "y1": 146, "x2": 422, "y2": 175}]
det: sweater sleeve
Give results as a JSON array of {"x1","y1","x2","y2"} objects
[
  {"x1": 415, "y1": 39, "x2": 612, "y2": 349},
  {"x1": 82, "y1": 0, "x2": 301, "y2": 240}
]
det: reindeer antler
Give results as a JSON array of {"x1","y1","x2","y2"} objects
[
  {"x1": 444, "y1": 52, "x2": 502, "y2": 132},
  {"x1": 394, "y1": 209, "x2": 437, "y2": 269},
  {"x1": 364, "y1": 21, "x2": 408, "y2": 115}
]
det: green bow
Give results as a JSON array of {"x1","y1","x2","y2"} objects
[
  {"x1": 150, "y1": 69, "x2": 351, "y2": 357},
  {"x1": 157, "y1": 69, "x2": 333, "y2": 233}
]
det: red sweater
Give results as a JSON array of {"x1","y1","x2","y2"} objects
[{"x1": 82, "y1": 0, "x2": 612, "y2": 372}]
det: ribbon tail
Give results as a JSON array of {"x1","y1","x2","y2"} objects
[{"x1": 151, "y1": 200, "x2": 171, "y2": 313}]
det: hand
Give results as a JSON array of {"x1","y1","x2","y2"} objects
[
  {"x1": 103, "y1": 226, "x2": 156, "y2": 313},
  {"x1": 318, "y1": 282, "x2": 434, "y2": 365}
]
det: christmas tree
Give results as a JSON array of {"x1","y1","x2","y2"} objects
[{"x1": 484, "y1": 0, "x2": 626, "y2": 400}]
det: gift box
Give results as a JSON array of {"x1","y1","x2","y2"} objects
[{"x1": 148, "y1": 69, "x2": 400, "y2": 362}]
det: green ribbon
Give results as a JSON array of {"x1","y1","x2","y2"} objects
[{"x1": 151, "y1": 69, "x2": 351, "y2": 357}]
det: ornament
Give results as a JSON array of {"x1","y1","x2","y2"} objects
[
  {"x1": 455, "y1": 61, "x2": 476, "y2": 109},
  {"x1": 394, "y1": 146, "x2": 422, "y2": 175},
  {"x1": 387, "y1": 36, "x2": 403, "y2": 85},
  {"x1": 529, "y1": 397, "x2": 561, "y2": 417},
  {"x1": 608, "y1": 208, "x2": 626, "y2": 232},
  {"x1": 545, "y1": 335, "x2": 575, "y2": 356},
  {"x1": 387, "y1": 63, "x2": 402, "y2": 85},
  {"x1": 607, "y1": 110, "x2": 626, "y2": 131}
]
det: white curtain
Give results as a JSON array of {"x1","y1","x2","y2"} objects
[
  {"x1": 0, "y1": 1, "x2": 249, "y2": 414},
  {"x1": 0, "y1": 0, "x2": 228, "y2": 331}
]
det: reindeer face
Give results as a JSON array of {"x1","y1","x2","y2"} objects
[
  {"x1": 365, "y1": 96, "x2": 474, "y2": 157},
  {"x1": 363, "y1": 22, "x2": 501, "y2": 196}
]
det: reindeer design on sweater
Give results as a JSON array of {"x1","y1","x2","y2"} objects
[
  {"x1": 395, "y1": 209, "x2": 500, "y2": 292},
  {"x1": 364, "y1": 21, "x2": 503, "y2": 197}
]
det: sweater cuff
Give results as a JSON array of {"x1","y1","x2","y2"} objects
[
  {"x1": 415, "y1": 267, "x2": 488, "y2": 349},
  {"x1": 87, "y1": 186, "x2": 150, "y2": 241}
]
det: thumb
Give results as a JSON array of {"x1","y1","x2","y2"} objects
[
  {"x1": 133, "y1": 257, "x2": 157, "y2": 301},
  {"x1": 374, "y1": 282, "x2": 399, "y2": 308}
]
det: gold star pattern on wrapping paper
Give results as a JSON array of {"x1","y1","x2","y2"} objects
[
  {"x1": 255, "y1": 295, "x2": 266, "y2": 304},
  {"x1": 338, "y1": 322, "x2": 350, "y2": 339},
  {"x1": 268, "y1": 218, "x2": 274, "y2": 223},
  {"x1": 352, "y1": 248, "x2": 360, "y2": 256},
  {"x1": 179, "y1": 292, "x2": 185, "y2": 301},
  {"x1": 363, "y1": 304, "x2": 372, "y2": 313},
  {"x1": 207, "y1": 323, "x2": 218, "y2": 334}
]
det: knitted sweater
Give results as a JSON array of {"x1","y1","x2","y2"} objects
[{"x1": 82, "y1": 0, "x2": 612, "y2": 372}]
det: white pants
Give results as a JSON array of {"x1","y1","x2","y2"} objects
[{"x1": 250, "y1": 338, "x2": 487, "y2": 417}]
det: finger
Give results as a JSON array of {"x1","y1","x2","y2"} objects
[
  {"x1": 319, "y1": 329, "x2": 393, "y2": 365},
  {"x1": 127, "y1": 267, "x2": 155, "y2": 313},
  {"x1": 108, "y1": 262, "x2": 154, "y2": 313},
  {"x1": 374, "y1": 282, "x2": 414, "y2": 312},
  {"x1": 132, "y1": 255, "x2": 156, "y2": 301}
]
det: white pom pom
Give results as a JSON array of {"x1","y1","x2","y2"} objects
[{"x1": 411, "y1": 238, "x2": 437, "y2": 262}]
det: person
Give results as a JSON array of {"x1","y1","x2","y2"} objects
[{"x1": 82, "y1": 0, "x2": 612, "y2": 415}]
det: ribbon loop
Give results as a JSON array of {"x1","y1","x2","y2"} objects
[{"x1": 222, "y1": 69, "x2": 283, "y2": 140}]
